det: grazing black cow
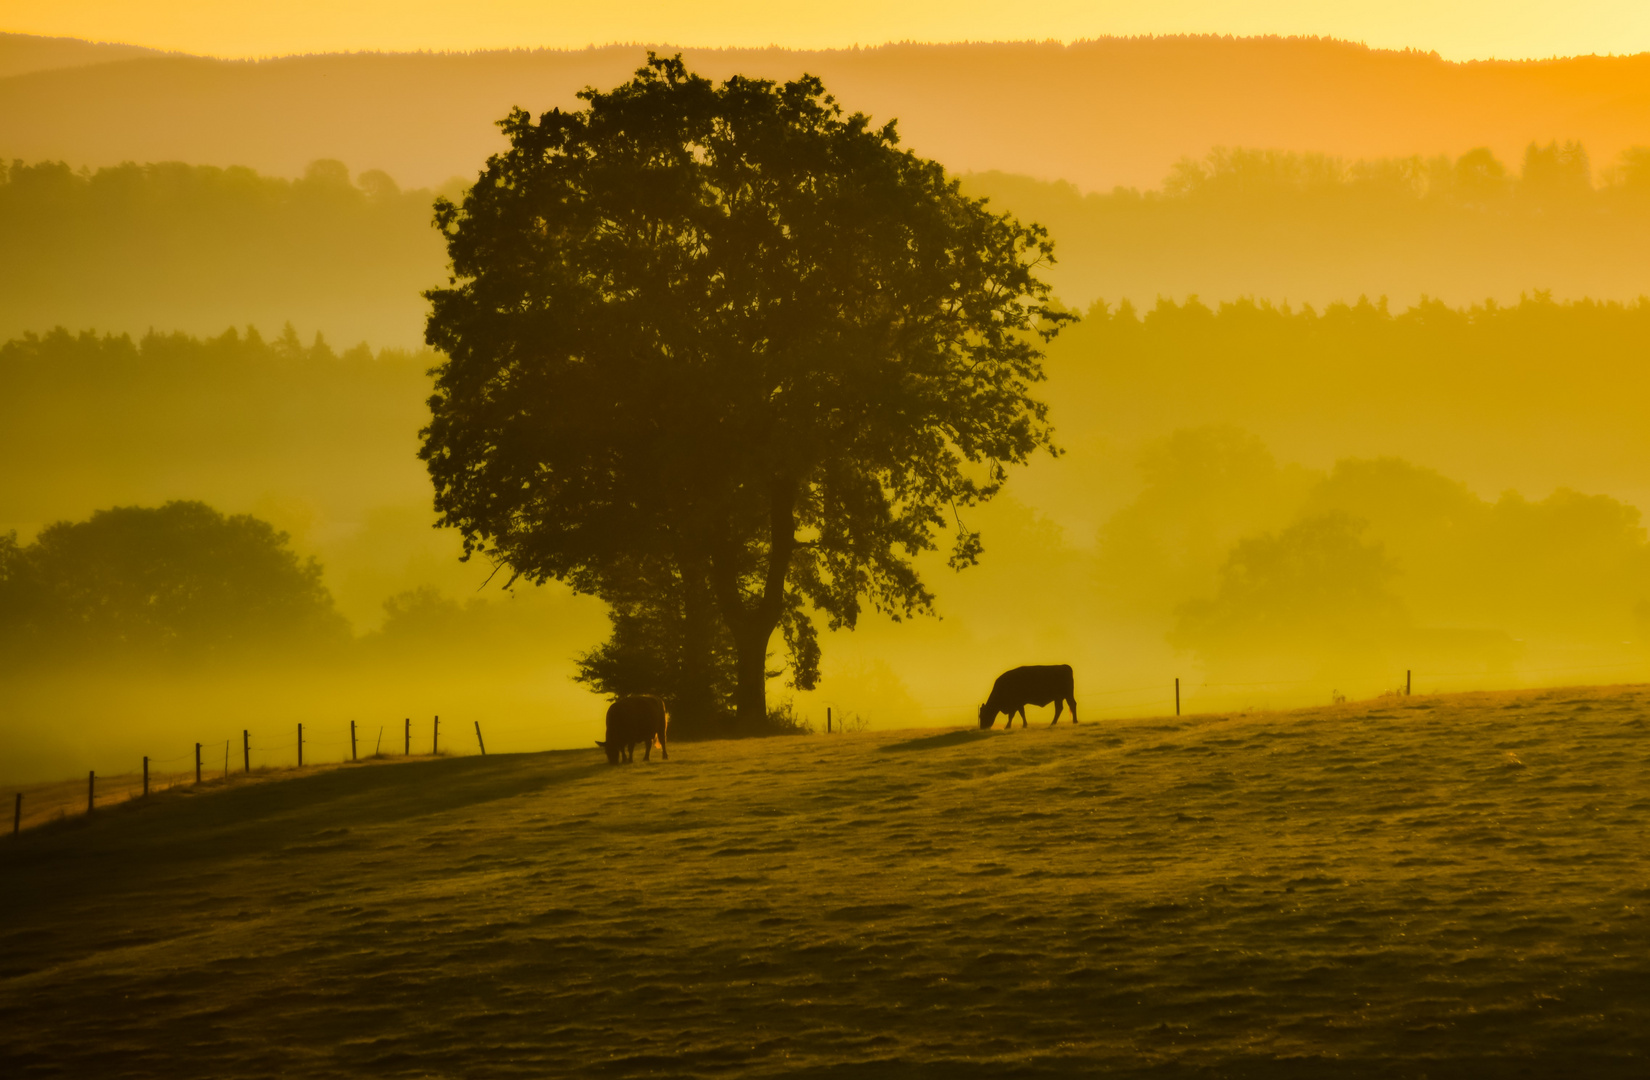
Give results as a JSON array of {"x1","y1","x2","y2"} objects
[
  {"x1": 596, "y1": 695, "x2": 670, "y2": 764},
  {"x1": 978, "y1": 665, "x2": 1077, "y2": 729}
]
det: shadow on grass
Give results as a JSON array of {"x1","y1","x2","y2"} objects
[
  {"x1": 767, "y1": 1052, "x2": 1650, "y2": 1080},
  {"x1": 0, "y1": 750, "x2": 602, "y2": 900},
  {"x1": 879, "y1": 729, "x2": 999, "y2": 753}
]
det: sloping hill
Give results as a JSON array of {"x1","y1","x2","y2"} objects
[
  {"x1": 0, "y1": 31, "x2": 163, "y2": 79},
  {"x1": 3, "y1": 685, "x2": 1645, "y2": 1076},
  {"x1": 3, "y1": 36, "x2": 1650, "y2": 190}
]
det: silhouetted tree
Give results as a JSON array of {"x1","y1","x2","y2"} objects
[
  {"x1": 422, "y1": 55, "x2": 1070, "y2": 727},
  {"x1": 0, "y1": 501, "x2": 345, "y2": 663},
  {"x1": 572, "y1": 555, "x2": 741, "y2": 736},
  {"x1": 1520, "y1": 140, "x2": 1591, "y2": 211},
  {"x1": 1451, "y1": 147, "x2": 1510, "y2": 209}
]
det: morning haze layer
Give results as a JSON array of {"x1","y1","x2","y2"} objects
[{"x1": 5, "y1": 30, "x2": 1650, "y2": 780}]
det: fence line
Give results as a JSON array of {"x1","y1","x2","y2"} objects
[
  {"x1": 9, "y1": 659, "x2": 1650, "y2": 834},
  {"x1": 2, "y1": 715, "x2": 483, "y2": 834}
]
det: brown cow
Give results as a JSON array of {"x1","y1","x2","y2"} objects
[
  {"x1": 978, "y1": 665, "x2": 1078, "y2": 729},
  {"x1": 596, "y1": 695, "x2": 670, "y2": 764}
]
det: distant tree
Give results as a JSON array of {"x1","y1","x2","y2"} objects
[
  {"x1": 1170, "y1": 513, "x2": 1406, "y2": 662},
  {"x1": 422, "y1": 54, "x2": 1071, "y2": 728},
  {"x1": 1608, "y1": 146, "x2": 1650, "y2": 195},
  {"x1": 0, "y1": 501, "x2": 346, "y2": 662},
  {"x1": 1451, "y1": 147, "x2": 1510, "y2": 209},
  {"x1": 376, "y1": 584, "x2": 467, "y2": 640},
  {"x1": 1520, "y1": 140, "x2": 1591, "y2": 210},
  {"x1": 1095, "y1": 426, "x2": 1318, "y2": 616}
]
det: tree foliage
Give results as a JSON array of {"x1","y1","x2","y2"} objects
[
  {"x1": 1170, "y1": 513, "x2": 1406, "y2": 660},
  {"x1": 0, "y1": 501, "x2": 346, "y2": 665},
  {"x1": 422, "y1": 55, "x2": 1071, "y2": 724},
  {"x1": 571, "y1": 556, "x2": 741, "y2": 737}
]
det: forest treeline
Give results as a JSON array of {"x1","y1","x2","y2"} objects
[
  {"x1": 10, "y1": 143, "x2": 1650, "y2": 350},
  {"x1": 964, "y1": 141, "x2": 1650, "y2": 308},
  {"x1": 0, "y1": 158, "x2": 450, "y2": 346},
  {"x1": 0, "y1": 323, "x2": 432, "y2": 536},
  {"x1": 1043, "y1": 291, "x2": 1650, "y2": 517}
]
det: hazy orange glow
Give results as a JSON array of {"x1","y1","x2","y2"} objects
[
  {"x1": 5, "y1": 0, "x2": 1650, "y2": 61},
  {"x1": 8, "y1": 29, "x2": 1650, "y2": 777},
  {"x1": 5, "y1": 9, "x2": 1650, "y2": 1075}
]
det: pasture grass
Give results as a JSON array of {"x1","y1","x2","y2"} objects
[{"x1": 2, "y1": 685, "x2": 1647, "y2": 1077}]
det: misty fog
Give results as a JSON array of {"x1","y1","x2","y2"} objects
[{"x1": 5, "y1": 287, "x2": 1649, "y2": 780}]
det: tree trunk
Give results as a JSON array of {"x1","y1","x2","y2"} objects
[
  {"x1": 732, "y1": 622, "x2": 773, "y2": 731},
  {"x1": 710, "y1": 477, "x2": 798, "y2": 732},
  {"x1": 675, "y1": 568, "x2": 728, "y2": 732}
]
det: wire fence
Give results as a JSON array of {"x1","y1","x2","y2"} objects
[
  {"x1": 3, "y1": 714, "x2": 490, "y2": 836},
  {"x1": 7, "y1": 656, "x2": 1648, "y2": 835}
]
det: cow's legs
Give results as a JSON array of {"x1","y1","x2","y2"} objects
[
  {"x1": 1069, "y1": 696, "x2": 1079, "y2": 723},
  {"x1": 1052, "y1": 699, "x2": 1064, "y2": 725},
  {"x1": 660, "y1": 730, "x2": 669, "y2": 760},
  {"x1": 1017, "y1": 707, "x2": 1028, "y2": 728}
]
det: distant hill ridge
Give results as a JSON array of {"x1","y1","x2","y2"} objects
[
  {"x1": 0, "y1": 32, "x2": 165, "y2": 79},
  {"x1": 2, "y1": 33, "x2": 1649, "y2": 190}
]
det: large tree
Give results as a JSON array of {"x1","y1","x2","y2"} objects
[{"x1": 422, "y1": 55, "x2": 1071, "y2": 725}]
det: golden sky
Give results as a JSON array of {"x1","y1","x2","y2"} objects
[{"x1": 5, "y1": 1, "x2": 1649, "y2": 62}]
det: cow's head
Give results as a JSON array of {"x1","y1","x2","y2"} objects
[
  {"x1": 978, "y1": 703, "x2": 996, "y2": 729},
  {"x1": 595, "y1": 739, "x2": 622, "y2": 765}
]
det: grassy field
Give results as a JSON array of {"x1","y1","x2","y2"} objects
[{"x1": 2, "y1": 685, "x2": 1647, "y2": 1078}]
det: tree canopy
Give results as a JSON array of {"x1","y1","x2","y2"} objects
[
  {"x1": 422, "y1": 54, "x2": 1071, "y2": 725},
  {"x1": 0, "y1": 501, "x2": 345, "y2": 664}
]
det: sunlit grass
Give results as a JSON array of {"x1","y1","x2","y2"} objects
[{"x1": 2, "y1": 684, "x2": 1646, "y2": 1076}]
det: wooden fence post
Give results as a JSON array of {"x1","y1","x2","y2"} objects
[
  {"x1": 12, "y1": 792, "x2": 19, "y2": 835},
  {"x1": 243, "y1": 729, "x2": 250, "y2": 773},
  {"x1": 87, "y1": 771, "x2": 95, "y2": 812},
  {"x1": 1406, "y1": 669, "x2": 1412, "y2": 696},
  {"x1": 143, "y1": 756, "x2": 149, "y2": 797},
  {"x1": 433, "y1": 715, "x2": 440, "y2": 756},
  {"x1": 350, "y1": 720, "x2": 358, "y2": 762},
  {"x1": 224, "y1": 740, "x2": 229, "y2": 779},
  {"x1": 827, "y1": 707, "x2": 832, "y2": 734},
  {"x1": 376, "y1": 726, "x2": 384, "y2": 756},
  {"x1": 195, "y1": 743, "x2": 202, "y2": 785},
  {"x1": 298, "y1": 723, "x2": 304, "y2": 768},
  {"x1": 404, "y1": 718, "x2": 410, "y2": 756},
  {"x1": 474, "y1": 720, "x2": 486, "y2": 755},
  {"x1": 1175, "y1": 678, "x2": 1181, "y2": 717}
]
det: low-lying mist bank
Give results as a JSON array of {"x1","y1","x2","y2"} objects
[
  {"x1": 5, "y1": 299, "x2": 1650, "y2": 782},
  {"x1": 1037, "y1": 292, "x2": 1650, "y2": 517},
  {"x1": 0, "y1": 652, "x2": 608, "y2": 788}
]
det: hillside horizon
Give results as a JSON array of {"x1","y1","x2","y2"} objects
[{"x1": 5, "y1": 32, "x2": 1650, "y2": 190}]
